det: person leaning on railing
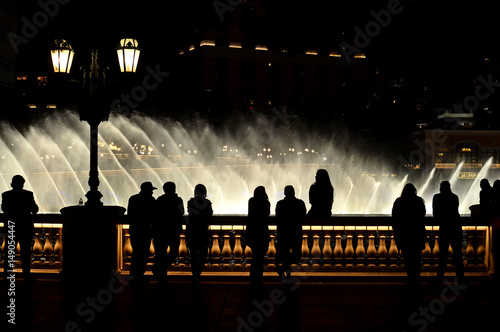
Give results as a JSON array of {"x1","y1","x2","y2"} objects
[
  {"x1": 1, "y1": 175, "x2": 39, "y2": 282},
  {"x1": 391, "y1": 183, "x2": 427, "y2": 286}
]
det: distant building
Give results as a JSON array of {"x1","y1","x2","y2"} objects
[{"x1": 408, "y1": 112, "x2": 500, "y2": 179}]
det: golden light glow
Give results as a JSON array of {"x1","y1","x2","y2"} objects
[
  {"x1": 50, "y1": 39, "x2": 74, "y2": 74},
  {"x1": 200, "y1": 40, "x2": 215, "y2": 47},
  {"x1": 116, "y1": 38, "x2": 140, "y2": 73}
]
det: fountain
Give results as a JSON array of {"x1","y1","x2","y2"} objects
[{"x1": 0, "y1": 110, "x2": 496, "y2": 215}]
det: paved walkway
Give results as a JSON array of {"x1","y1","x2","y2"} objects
[{"x1": 1, "y1": 272, "x2": 499, "y2": 332}]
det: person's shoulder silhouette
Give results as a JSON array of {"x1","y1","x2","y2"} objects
[
  {"x1": 187, "y1": 184, "x2": 213, "y2": 221},
  {"x1": 127, "y1": 181, "x2": 157, "y2": 219},
  {"x1": 308, "y1": 169, "x2": 333, "y2": 218},
  {"x1": 1, "y1": 175, "x2": 39, "y2": 219}
]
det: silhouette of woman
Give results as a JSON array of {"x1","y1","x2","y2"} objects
[
  {"x1": 307, "y1": 169, "x2": 334, "y2": 218},
  {"x1": 186, "y1": 184, "x2": 213, "y2": 284},
  {"x1": 246, "y1": 186, "x2": 271, "y2": 286},
  {"x1": 392, "y1": 183, "x2": 427, "y2": 286}
]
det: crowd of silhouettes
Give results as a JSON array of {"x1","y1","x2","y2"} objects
[{"x1": 2, "y1": 171, "x2": 500, "y2": 286}]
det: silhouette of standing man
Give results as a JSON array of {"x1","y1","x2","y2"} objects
[
  {"x1": 127, "y1": 182, "x2": 157, "y2": 282},
  {"x1": 392, "y1": 183, "x2": 427, "y2": 286},
  {"x1": 308, "y1": 169, "x2": 334, "y2": 218},
  {"x1": 187, "y1": 184, "x2": 213, "y2": 284},
  {"x1": 275, "y1": 185, "x2": 306, "y2": 280},
  {"x1": 2, "y1": 175, "x2": 38, "y2": 281},
  {"x1": 153, "y1": 181, "x2": 184, "y2": 282},
  {"x1": 246, "y1": 186, "x2": 271, "y2": 286},
  {"x1": 433, "y1": 181, "x2": 465, "y2": 284}
]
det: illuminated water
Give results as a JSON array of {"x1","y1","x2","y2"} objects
[{"x1": 0, "y1": 111, "x2": 494, "y2": 214}]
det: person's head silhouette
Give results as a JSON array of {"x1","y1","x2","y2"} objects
[
  {"x1": 480, "y1": 178, "x2": 491, "y2": 190},
  {"x1": 163, "y1": 181, "x2": 176, "y2": 195},
  {"x1": 401, "y1": 183, "x2": 417, "y2": 198},
  {"x1": 315, "y1": 169, "x2": 332, "y2": 187},
  {"x1": 284, "y1": 185, "x2": 295, "y2": 198},
  {"x1": 253, "y1": 186, "x2": 268, "y2": 200},
  {"x1": 11, "y1": 175, "x2": 25, "y2": 190},
  {"x1": 439, "y1": 181, "x2": 451, "y2": 193},
  {"x1": 194, "y1": 184, "x2": 207, "y2": 198},
  {"x1": 140, "y1": 182, "x2": 157, "y2": 195}
]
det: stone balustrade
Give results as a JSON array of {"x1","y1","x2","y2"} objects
[{"x1": 0, "y1": 214, "x2": 493, "y2": 275}]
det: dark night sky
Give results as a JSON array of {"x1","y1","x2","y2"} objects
[{"x1": 14, "y1": 0, "x2": 500, "y2": 74}]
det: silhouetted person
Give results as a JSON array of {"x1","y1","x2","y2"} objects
[
  {"x1": 480, "y1": 178, "x2": 495, "y2": 214},
  {"x1": 2, "y1": 175, "x2": 38, "y2": 281},
  {"x1": 153, "y1": 181, "x2": 184, "y2": 282},
  {"x1": 276, "y1": 185, "x2": 306, "y2": 280},
  {"x1": 246, "y1": 186, "x2": 271, "y2": 286},
  {"x1": 433, "y1": 181, "x2": 465, "y2": 284},
  {"x1": 186, "y1": 184, "x2": 213, "y2": 284},
  {"x1": 308, "y1": 169, "x2": 334, "y2": 218},
  {"x1": 127, "y1": 182, "x2": 157, "y2": 281},
  {"x1": 392, "y1": 183, "x2": 427, "y2": 286}
]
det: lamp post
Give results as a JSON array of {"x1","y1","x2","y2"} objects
[
  {"x1": 51, "y1": 38, "x2": 141, "y2": 207},
  {"x1": 54, "y1": 38, "x2": 141, "y2": 285}
]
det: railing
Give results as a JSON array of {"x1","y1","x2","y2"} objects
[{"x1": 0, "y1": 214, "x2": 493, "y2": 275}]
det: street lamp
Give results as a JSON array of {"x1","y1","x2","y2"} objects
[
  {"x1": 50, "y1": 39, "x2": 74, "y2": 74},
  {"x1": 51, "y1": 38, "x2": 141, "y2": 207},
  {"x1": 55, "y1": 38, "x2": 141, "y2": 286},
  {"x1": 116, "y1": 38, "x2": 141, "y2": 73}
]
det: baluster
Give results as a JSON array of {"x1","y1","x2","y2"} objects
[
  {"x1": 267, "y1": 232, "x2": 277, "y2": 268},
  {"x1": 311, "y1": 231, "x2": 321, "y2": 268},
  {"x1": 367, "y1": 231, "x2": 377, "y2": 267},
  {"x1": 31, "y1": 233, "x2": 42, "y2": 262},
  {"x1": 378, "y1": 230, "x2": 387, "y2": 267},
  {"x1": 345, "y1": 231, "x2": 354, "y2": 267},
  {"x1": 333, "y1": 232, "x2": 343, "y2": 267},
  {"x1": 355, "y1": 232, "x2": 364, "y2": 267},
  {"x1": 301, "y1": 233, "x2": 309, "y2": 267},
  {"x1": 222, "y1": 232, "x2": 231, "y2": 269},
  {"x1": 388, "y1": 234, "x2": 399, "y2": 266}
]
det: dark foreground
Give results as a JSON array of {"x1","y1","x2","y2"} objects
[{"x1": 1, "y1": 272, "x2": 499, "y2": 332}]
